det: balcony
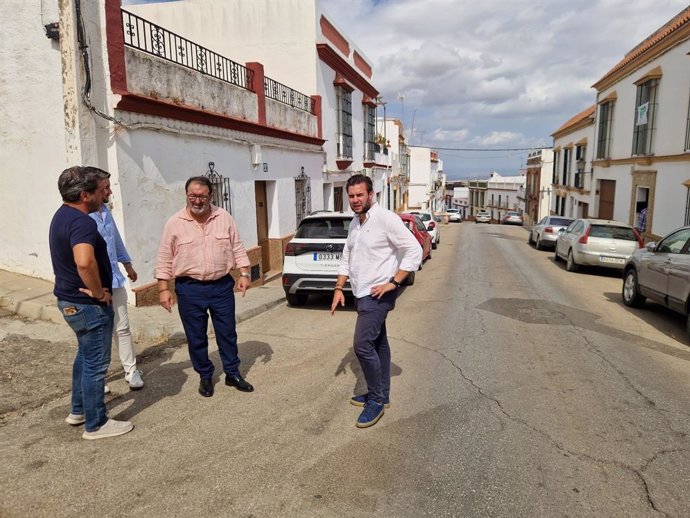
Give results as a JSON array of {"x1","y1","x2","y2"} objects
[{"x1": 120, "y1": 9, "x2": 317, "y2": 138}]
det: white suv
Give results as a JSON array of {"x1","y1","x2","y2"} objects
[{"x1": 282, "y1": 212, "x2": 352, "y2": 306}]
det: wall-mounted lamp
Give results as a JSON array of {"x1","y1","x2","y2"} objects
[
  {"x1": 44, "y1": 22, "x2": 59, "y2": 40},
  {"x1": 576, "y1": 157, "x2": 586, "y2": 173},
  {"x1": 250, "y1": 144, "x2": 262, "y2": 167}
]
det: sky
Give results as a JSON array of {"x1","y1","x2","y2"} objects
[
  {"x1": 123, "y1": 0, "x2": 689, "y2": 179},
  {"x1": 317, "y1": 0, "x2": 689, "y2": 178}
]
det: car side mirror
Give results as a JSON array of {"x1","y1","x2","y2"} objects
[
  {"x1": 558, "y1": 228, "x2": 565, "y2": 234},
  {"x1": 646, "y1": 242, "x2": 656, "y2": 252}
]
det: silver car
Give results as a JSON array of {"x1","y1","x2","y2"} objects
[
  {"x1": 529, "y1": 216, "x2": 573, "y2": 250},
  {"x1": 554, "y1": 218, "x2": 642, "y2": 272},
  {"x1": 622, "y1": 226, "x2": 690, "y2": 338}
]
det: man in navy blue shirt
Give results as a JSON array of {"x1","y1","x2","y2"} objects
[{"x1": 49, "y1": 166, "x2": 134, "y2": 440}]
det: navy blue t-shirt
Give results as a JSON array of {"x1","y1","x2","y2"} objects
[{"x1": 49, "y1": 205, "x2": 113, "y2": 304}]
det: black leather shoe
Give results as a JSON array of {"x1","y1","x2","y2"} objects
[
  {"x1": 225, "y1": 375, "x2": 254, "y2": 392},
  {"x1": 199, "y1": 378, "x2": 214, "y2": 397}
]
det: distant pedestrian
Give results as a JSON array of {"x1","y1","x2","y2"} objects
[
  {"x1": 90, "y1": 203, "x2": 144, "y2": 390},
  {"x1": 49, "y1": 166, "x2": 134, "y2": 440},
  {"x1": 637, "y1": 206, "x2": 648, "y2": 234},
  {"x1": 331, "y1": 174, "x2": 422, "y2": 428},
  {"x1": 155, "y1": 176, "x2": 253, "y2": 398}
]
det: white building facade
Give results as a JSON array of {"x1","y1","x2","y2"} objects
[
  {"x1": 590, "y1": 7, "x2": 690, "y2": 239},
  {"x1": 485, "y1": 172, "x2": 526, "y2": 222}
]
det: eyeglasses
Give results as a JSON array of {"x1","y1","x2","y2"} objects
[{"x1": 187, "y1": 194, "x2": 210, "y2": 202}]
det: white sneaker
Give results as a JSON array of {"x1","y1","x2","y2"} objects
[
  {"x1": 82, "y1": 418, "x2": 134, "y2": 440},
  {"x1": 125, "y1": 369, "x2": 144, "y2": 390},
  {"x1": 65, "y1": 413, "x2": 85, "y2": 426},
  {"x1": 104, "y1": 385, "x2": 111, "y2": 394}
]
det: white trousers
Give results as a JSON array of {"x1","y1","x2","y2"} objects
[{"x1": 112, "y1": 287, "x2": 136, "y2": 374}]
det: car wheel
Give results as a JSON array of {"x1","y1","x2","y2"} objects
[
  {"x1": 286, "y1": 293, "x2": 308, "y2": 306},
  {"x1": 686, "y1": 311, "x2": 690, "y2": 342},
  {"x1": 622, "y1": 269, "x2": 646, "y2": 307},
  {"x1": 554, "y1": 247, "x2": 561, "y2": 262},
  {"x1": 535, "y1": 236, "x2": 543, "y2": 251},
  {"x1": 432, "y1": 241, "x2": 437, "y2": 250},
  {"x1": 528, "y1": 233, "x2": 535, "y2": 245},
  {"x1": 403, "y1": 271, "x2": 415, "y2": 286},
  {"x1": 566, "y1": 250, "x2": 579, "y2": 272}
]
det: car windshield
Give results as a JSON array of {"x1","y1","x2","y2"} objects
[
  {"x1": 295, "y1": 218, "x2": 350, "y2": 239},
  {"x1": 417, "y1": 213, "x2": 431, "y2": 222},
  {"x1": 589, "y1": 224, "x2": 636, "y2": 241},
  {"x1": 447, "y1": 209, "x2": 459, "y2": 213},
  {"x1": 550, "y1": 218, "x2": 572, "y2": 226}
]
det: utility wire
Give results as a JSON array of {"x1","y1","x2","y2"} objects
[{"x1": 432, "y1": 146, "x2": 545, "y2": 152}]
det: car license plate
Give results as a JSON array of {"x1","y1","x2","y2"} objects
[
  {"x1": 599, "y1": 256, "x2": 624, "y2": 264},
  {"x1": 313, "y1": 252, "x2": 341, "y2": 261}
]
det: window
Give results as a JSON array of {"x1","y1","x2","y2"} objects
[
  {"x1": 685, "y1": 90, "x2": 690, "y2": 152},
  {"x1": 632, "y1": 79, "x2": 658, "y2": 156},
  {"x1": 656, "y1": 228, "x2": 690, "y2": 254},
  {"x1": 294, "y1": 171, "x2": 312, "y2": 226},
  {"x1": 685, "y1": 186, "x2": 690, "y2": 226},
  {"x1": 597, "y1": 101, "x2": 614, "y2": 159},
  {"x1": 336, "y1": 87, "x2": 352, "y2": 158},
  {"x1": 575, "y1": 145, "x2": 586, "y2": 189},
  {"x1": 363, "y1": 105, "x2": 375, "y2": 161},
  {"x1": 552, "y1": 150, "x2": 560, "y2": 184},
  {"x1": 562, "y1": 148, "x2": 571, "y2": 185}
]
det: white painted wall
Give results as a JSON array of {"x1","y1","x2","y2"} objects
[
  {"x1": 112, "y1": 120, "x2": 323, "y2": 285},
  {"x1": 0, "y1": 0, "x2": 67, "y2": 279},
  {"x1": 408, "y1": 147, "x2": 432, "y2": 209}
]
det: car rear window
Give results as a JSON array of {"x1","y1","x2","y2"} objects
[
  {"x1": 550, "y1": 218, "x2": 572, "y2": 226},
  {"x1": 295, "y1": 218, "x2": 350, "y2": 239},
  {"x1": 589, "y1": 225, "x2": 636, "y2": 241}
]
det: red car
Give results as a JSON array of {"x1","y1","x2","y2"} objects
[{"x1": 399, "y1": 213, "x2": 432, "y2": 261}]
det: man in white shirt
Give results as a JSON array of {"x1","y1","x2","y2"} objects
[{"x1": 331, "y1": 174, "x2": 422, "y2": 428}]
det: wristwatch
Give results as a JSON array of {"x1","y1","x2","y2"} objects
[
  {"x1": 240, "y1": 272, "x2": 250, "y2": 278},
  {"x1": 389, "y1": 277, "x2": 401, "y2": 289}
]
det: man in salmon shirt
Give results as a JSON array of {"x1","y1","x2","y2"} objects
[{"x1": 155, "y1": 176, "x2": 253, "y2": 397}]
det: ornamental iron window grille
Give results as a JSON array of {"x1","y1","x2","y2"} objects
[
  {"x1": 205, "y1": 162, "x2": 232, "y2": 214},
  {"x1": 264, "y1": 76, "x2": 315, "y2": 114},
  {"x1": 632, "y1": 79, "x2": 658, "y2": 156},
  {"x1": 336, "y1": 87, "x2": 353, "y2": 159},
  {"x1": 597, "y1": 101, "x2": 614, "y2": 159},
  {"x1": 121, "y1": 9, "x2": 252, "y2": 91},
  {"x1": 363, "y1": 105, "x2": 376, "y2": 161},
  {"x1": 294, "y1": 167, "x2": 312, "y2": 227}
]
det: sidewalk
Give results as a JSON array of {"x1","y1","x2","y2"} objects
[{"x1": 0, "y1": 269, "x2": 286, "y2": 343}]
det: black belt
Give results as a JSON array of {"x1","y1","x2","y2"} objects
[{"x1": 175, "y1": 274, "x2": 230, "y2": 285}]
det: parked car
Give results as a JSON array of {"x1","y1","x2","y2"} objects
[
  {"x1": 399, "y1": 213, "x2": 432, "y2": 285},
  {"x1": 501, "y1": 211, "x2": 524, "y2": 226},
  {"x1": 446, "y1": 208, "x2": 462, "y2": 222},
  {"x1": 282, "y1": 212, "x2": 352, "y2": 306},
  {"x1": 404, "y1": 210, "x2": 441, "y2": 249},
  {"x1": 554, "y1": 218, "x2": 643, "y2": 273},
  {"x1": 475, "y1": 210, "x2": 491, "y2": 224},
  {"x1": 529, "y1": 216, "x2": 574, "y2": 250},
  {"x1": 622, "y1": 226, "x2": 690, "y2": 338}
]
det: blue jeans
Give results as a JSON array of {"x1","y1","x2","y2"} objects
[
  {"x1": 353, "y1": 292, "x2": 397, "y2": 404},
  {"x1": 58, "y1": 300, "x2": 114, "y2": 432},
  {"x1": 175, "y1": 275, "x2": 241, "y2": 380}
]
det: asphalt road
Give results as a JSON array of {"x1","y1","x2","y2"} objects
[{"x1": 1, "y1": 223, "x2": 688, "y2": 517}]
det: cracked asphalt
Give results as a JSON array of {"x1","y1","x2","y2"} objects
[{"x1": 1, "y1": 223, "x2": 688, "y2": 517}]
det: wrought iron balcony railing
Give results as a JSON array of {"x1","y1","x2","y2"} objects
[
  {"x1": 264, "y1": 76, "x2": 315, "y2": 114},
  {"x1": 122, "y1": 9, "x2": 252, "y2": 91}
]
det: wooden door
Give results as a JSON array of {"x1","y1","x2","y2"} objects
[
  {"x1": 598, "y1": 180, "x2": 615, "y2": 220},
  {"x1": 255, "y1": 181, "x2": 270, "y2": 273}
]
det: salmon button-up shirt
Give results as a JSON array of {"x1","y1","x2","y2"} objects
[{"x1": 155, "y1": 206, "x2": 250, "y2": 281}]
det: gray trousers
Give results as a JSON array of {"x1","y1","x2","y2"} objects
[{"x1": 353, "y1": 291, "x2": 397, "y2": 403}]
